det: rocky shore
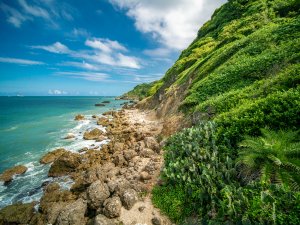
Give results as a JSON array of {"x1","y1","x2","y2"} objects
[{"x1": 0, "y1": 106, "x2": 171, "y2": 225}]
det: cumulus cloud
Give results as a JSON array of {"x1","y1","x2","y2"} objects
[
  {"x1": 48, "y1": 89, "x2": 68, "y2": 95},
  {"x1": 0, "y1": 57, "x2": 44, "y2": 65},
  {"x1": 31, "y1": 42, "x2": 71, "y2": 54},
  {"x1": 109, "y1": 0, "x2": 226, "y2": 50},
  {"x1": 32, "y1": 38, "x2": 141, "y2": 69}
]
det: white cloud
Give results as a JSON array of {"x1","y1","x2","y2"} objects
[
  {"x1": 1, "y1": 0, "x2": 74, "y2": 28},
  {"x1": 48, "y1": 89, "x2": 68, "y2": 95},
  {"x1": 56, "y1": 71, "x2": 110, "y2": 82},
  {"x1": 18, "y1": 0, "x2": 50, "y2": 19},
  {"x1": 31, "y1": 42, "x2": 71, "y2": 54},
  {"x1": 0, "y1": 3, "x2": 29, "y2": 28},
  {"x1": 109, "y1": 0, "x2": 226, "y2": 50},
  {"x1": 71, "y1": 28, "x2": 90, "y2": 38},
  {"x1": 0, "y1": 57, "x2": 44, "y2": 65},
  {"x1": 85, "y1": 38, "x2": 127, "y2": 53}
]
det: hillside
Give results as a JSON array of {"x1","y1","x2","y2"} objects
[{"x1": 124, "y1": 0, "x2": 300, "y2": 224}]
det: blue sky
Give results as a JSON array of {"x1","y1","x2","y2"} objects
[{"x1": 0, "y1": 0, "x2": 226, "y2": 96}]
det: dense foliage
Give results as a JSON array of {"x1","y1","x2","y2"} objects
[
  {"x1": 144, "y1": 0, "x2": 300, "y2": 224},
  {"x1": 153, "y1": 124, "x2": 300, "y2": 224}
]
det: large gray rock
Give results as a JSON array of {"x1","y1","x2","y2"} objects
[
  {"x1": 87, "y1": 180, "x2": 110, "y2": 209},
  {"x1": 56, "y1": 199, "x2": 87, "y2": 225},
  {"x1": 103, "y1": 197, "x2": 122, "y2": 218},
  {"x1": 121, "y1": 189, "x2": 138, "y2": 210}
]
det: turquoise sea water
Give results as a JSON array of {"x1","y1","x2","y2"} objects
[{"x1": 0, "y1": 96, "x2": 126, "y2": 208}]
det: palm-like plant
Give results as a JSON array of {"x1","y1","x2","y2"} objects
[{"x1": 236, "y1": 129, "x2": 300, "y2": 190}]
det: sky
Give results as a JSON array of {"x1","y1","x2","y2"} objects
[{"x1": 0, "y1": 0, "x2": 226, "y2": 96}]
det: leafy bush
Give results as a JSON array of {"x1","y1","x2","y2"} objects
[{"x1": 237, "y1": 129, "x2": 300, "y2": 190}]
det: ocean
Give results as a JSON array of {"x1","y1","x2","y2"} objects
[{"x1": 0, "y1": 96, "x2": 127, "y2": 209}]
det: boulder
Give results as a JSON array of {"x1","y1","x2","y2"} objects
[
  {"x1": 113, "y1": 142, "x2": 124, "y2": 152},
  {"x1": 94, "y1": 214, "x2": 120, "y2": 225},
  {"x1": 0, "y1": 202, "x2": 36, "y2": 224},
  {"x1": 144, "y1": 137, "x2": 160, "y2": 152},
  {"x1": 140, "y1": 148, "x2": 155, "y2": 158},
  {"x1": 140, "y1": 171, "x2": 151, "y2": 181},
  {"x1": 113, "y1": 153, "x2": 125, "y2": 166},
  {"x1": 75, "y1": 114, "x2": 85, "y2": 120},
  {"x1": 0, "y1": 165, "x2": 27, "y2": 184},
  {"x1": 97, "y1": 117, "x2": 110, "y2": 126},
  {"x1": 123, "y1": 150, "x2": 137, "y2": 162},
  {"x1": 48, "y1": 152, "x2": 81, "y2": 177},
  {"x1": 56, "y1": 199, "x2": 87, "y2": 225},
  {"x1": 121, "y1": 189, "x2": 138, "y2": 210},
  {"x1": 152, "y1": 217, "x2": 161, "y2": 225},
  {"x1": 40, "y1": 148, "x2": 67, "y2": 164},
  {"x1": 97, "y1": 135, "x2": 108, "y2": 142},
  {"x1": 39, "y1": 183, "x2": 77, "y2": 224},
  {"x1": 87, "y1": 180, "x2": 110, "y2": 209},
  {"x1": 92, "y1": 115, "x2": 98, "y2": 119},
  {"x1": 103, "y1": 197, "x2": 122, "y2": 218},
  {"x1": 84, "y1": 128, "x2": 105, "y2": 140}
]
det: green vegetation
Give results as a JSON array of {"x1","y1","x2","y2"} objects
[
  {"x1": 237, "y1": 129, "x2": 300, "y2": 189},
  {"x1": 136, "y1": 0, "x2": 300, "y2": 223},
  {"x1": 120, "y1": 80, "x2": 163, "y2": 100},
  {"x1": 153, "y1": 124, "x2": 300, "y2": 224}
]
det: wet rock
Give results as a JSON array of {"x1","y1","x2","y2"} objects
[
  {"x1": 152, "y1": 217, "x2": 161, "y2": 225},
  {"x1": 140, "y1": 171, "x2": 151, "y2": 180},
  {"x1": 79, "y1": 147, "x2": 89, "y2": 153},
  {"x1": 121, "y1": 189, "x2": 138, "y2": 210},
  {"x1": 75, "y1": 114, "x2": 85, "y2": 121},
  {"x1": 64, "y1": 133, "x2": 75, "y2": 139},
  {"x1": 97, "y1": 117, "x2": 110, "y2": 126},
  {"x1": 0, "y1": 165, "x2": 27, "y2": 184},
  {"x1": 144, "y1": 137, "x2": 160, "y2": 152},
  {"x1": 0, "y1": 202, "x2": 36, "y2": 224},
  {"x1": 140, "y1": 148, "x2": 155, "y2": 158},
  {"x1": 40, "y1": 148, "x2": 67, "y2": 164},
  {"x1": 95, "y1": 103, "x2": 105, "y2": 106},
  {"x1": 92, "y1": 115, "x2": 98, "y2": 119},
  {"x1": 48, "y1": 152, "x2": 81, "y2": 177},
  {"x1": 84, "y1": 128, "x2": 105, "y2": 140},
  {"x1": 97, "y1": 135, "x2": 107, "y2": 142},
  {"x1": 103, "y1": 196, "x2": 122, "y2": 218},
  {"x1": 56, "y1": 198, "x2": 87, "y2": 225},
  {"x1": 87, "y1": 180, "x2": 110, "y2": 209}
]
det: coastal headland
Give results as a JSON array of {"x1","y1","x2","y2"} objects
[{"x1": 0, "y1": 103, "x2": 171, "y2": 225}]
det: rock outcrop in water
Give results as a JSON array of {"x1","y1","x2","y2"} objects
[
  {"x1": 40, "y1": 148, "x2": 67, "y2": 164},
  {"x1": 0, "y1": 165, "x2": 27, "y2": 184},
  {"x1": 74, "y1": 114, "x2": 85, "y2": 121},
  {"x1": 83, "y1": 128, "x2": 105, "y2": 140}
]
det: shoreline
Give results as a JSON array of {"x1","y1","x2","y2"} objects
[{"x1": 0, "y1": 105, "x2": 171, "y2": 225}]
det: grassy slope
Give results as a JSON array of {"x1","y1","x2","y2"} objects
[
  {"x1": 122, "y1": 0, "x2": 300, "y2": 224},
  {"x1": 128, "y1": 0, "x2": 299, "y2": 141}
]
